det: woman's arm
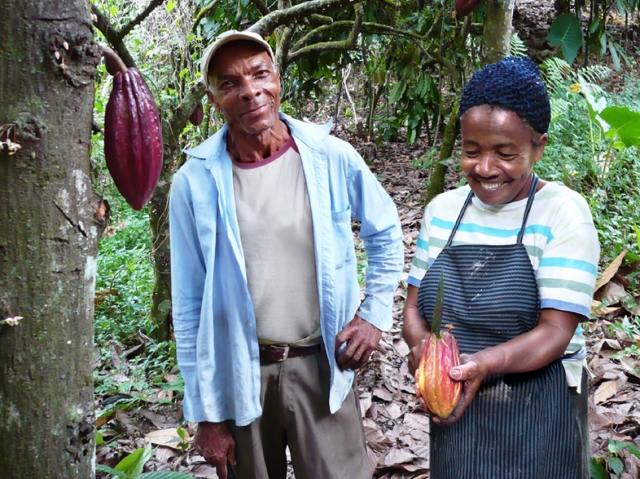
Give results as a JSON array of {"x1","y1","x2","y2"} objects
[
  {"x1": 437, "y1": 308, "x2": 580, "y2": 426},
  {"x1": 402, "y1": 285, "x2": 432, "y2": 376}
]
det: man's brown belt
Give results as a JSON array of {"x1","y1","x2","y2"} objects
[{"x1": 259, "y1": 344, "x2": 322, "y2": 363}]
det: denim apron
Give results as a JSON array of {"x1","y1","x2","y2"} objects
[{"x1": 417, "y1": 176, "x2": 579, "y2": 478}]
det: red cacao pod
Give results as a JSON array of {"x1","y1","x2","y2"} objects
[
  {"x1": 104, "y1": 68, "x2": 163, "y2": 210},
  {"x1": 415, "y1": 329, "x2": 462, "y2": 419},
  {"x1": 456, "y1": 0, "x2": 482, "y2": 16},
  {"x1": 189, "y1": 101, "x2": 204, "y2": 126}
]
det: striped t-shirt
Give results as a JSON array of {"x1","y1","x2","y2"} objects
[{"x1": 407, "y1": 181, "x2": 600, "y2": 389}]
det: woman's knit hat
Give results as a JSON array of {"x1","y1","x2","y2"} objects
[{"x1": 459, "y1": 57, "x2": 551, "y2": 134}]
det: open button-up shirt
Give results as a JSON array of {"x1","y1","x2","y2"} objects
[{"x1": 169, "y1": 113, "x2": 403, "y2": 426}]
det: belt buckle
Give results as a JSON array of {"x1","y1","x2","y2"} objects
[{"x1": 276, "y1": 345, "x2": 290, "y2": 362}]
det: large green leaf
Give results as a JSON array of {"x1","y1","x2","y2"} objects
[
  {"x1": 589, "y1": 458, "x2": 608, "y2": 479},
  {"x1": 600, "y1": 106, "x2": 640, "y2": 147},
  {"x1": 115, "y1": 443, "x2": 154, "y2": 478},
  {"x1": 139, "y1": 472, "x2": 195, "y2": 478},
  {"x1": 546, "y1": 14, "x2": 583, "y2": 64}
]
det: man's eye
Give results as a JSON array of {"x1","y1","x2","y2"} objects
[
  {"x1": 498, "y1": 152, "x2": 517, "y2": 159},
  {"x1": 464, "y1": 151, "x2": 479, "y2": 157}
]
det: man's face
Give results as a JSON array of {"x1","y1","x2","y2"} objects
[
  {"x1": 460, "y1": 105, "x2": 547, "y2": 205},
  {"x1": 206, "y1": 42, "x2": 281, "y2": 136}
]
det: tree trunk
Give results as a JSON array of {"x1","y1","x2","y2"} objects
[
  {"x1": 0, "y1": 1, "x2": 104, "y2": 477},
  {"x1": 148, "y1": 180, "x2": 172, "y2": 341},
  {"x1": 483, "y1": 0, "x2": 516, "y2": 65},
  {"x1": 423, "y1": 103, "x2": 459, "y2": 206}
]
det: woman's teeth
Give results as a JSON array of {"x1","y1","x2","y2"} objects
[{"x1": 481, "y1": 182, "x2": 504, "y2": 190}]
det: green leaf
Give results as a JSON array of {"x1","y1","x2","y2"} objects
[
  {"x1": 139, "y1": 472, "x2": 195, "y2": 479},
  {"x1": 546, "y1": 14, "x2": 583, "y2": 64},
  {"x1": 166, "y1": 1, "x2": 177, "y2": 13},
  {"x1": 96, "y1": 431, "x2": 105, "y2": 446},
  {"x1": 608, "y1": 439, "x2": 629, "y2": 454},
  {"x1": 389, "y1": 81, "x2": 406, "y2": 104},
  {"x1": 599, "y1": 106, "x2": 640, "y2": 147},
  {"x1": 608, "y1": 42, "x2": 621, "y2": 70},
  {"x1": 608, "y1": 456, "x2": 624, "y2": 476},
  {"x1": 627, "y1": 442, "x2": 640, "y2": 459},
  {"x1": 589, "y1": 458, "x2": 608, "y2": 479},
  {"x1": 97, "y1": 465, "x2": 128, "y2": 478},
  {"x1": 115, "y1": 443, "x2": 154, "y2": 478}
]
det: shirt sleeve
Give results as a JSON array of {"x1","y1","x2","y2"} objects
[
  {"x1": 169, "y1": 170, "x2": 208, "y2": 422},
  {"x1": 407, "y1": 206, "x2": 432, "y2": 287},
  {"x1": 343, "y1": 143, "x2": 404, "y2": 331},
  {"x1": 537, "y1": 194, "x2": 600, "y2": 320}
]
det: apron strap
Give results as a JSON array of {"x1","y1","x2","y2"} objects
[
  {"x1": 516, "y1": 174, "x2": 539, "y2": 244},
  {"x1": 446, "y1": 173, "x2": 540, "y2": 248},
  {"x1": 445, "y1": 189, "x2": 474, "y2": 248}
]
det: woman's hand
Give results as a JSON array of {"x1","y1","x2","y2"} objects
[{"x1": 431, "y1": 354, "x2": 487, "y2": 426}]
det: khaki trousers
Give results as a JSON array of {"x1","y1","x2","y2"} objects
[{"x1": 228, "y1": 351, "x2": 371, "y2": 479}]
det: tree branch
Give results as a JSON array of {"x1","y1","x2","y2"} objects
[
  {"x1": 119, "y1": 0, "x2": 165, "y2": 40},
  {"x1": 91, "y1": 4, "x2": 137, "y2": 68},
  {"x1": 285, "y1": 3, "x2": 363, "y2": 67},
  {"x1": 276, "y1": 24, "x2": 296, "y2": 71},
  {"x1": 163, "y1": 81, "x2": 208, "y2": 158},
  {"x1": 250, "y1": 0, "x2": 271, "y2": 16},
  {"x1": 293, "y1": 20, "x2": 424, "y2": 52},
  {"x1": 247, "y1": 0, "x2": 362, "y2": 36},
  {"x1": 193, "y1": 0, "x2": 223, "y2": 32}
]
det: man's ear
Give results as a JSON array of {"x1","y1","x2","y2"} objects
[{"x1": 206, "y1": 90, "x2": 219, "y2": 110}]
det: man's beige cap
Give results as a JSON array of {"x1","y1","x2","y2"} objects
[{"x1": 200, "y1": 30, "x2": 275, "y2": 89}]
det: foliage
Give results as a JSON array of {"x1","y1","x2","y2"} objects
[
  {"x1": 97, "y1": 442, "x2": 193, "y2": 479},
  {"x1": 537, "y1": 62, "x2": 640, "y2": 261},
  {"x1": 547, "y1": 14, "x2": 583, "y2": 64},
  {"x1": 591, "y1": 439, "x2": 640, "y2": 478}
]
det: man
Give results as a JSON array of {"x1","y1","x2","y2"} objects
[{"x1": 169, "y1": 29, "x2": 403, "y2": 479}]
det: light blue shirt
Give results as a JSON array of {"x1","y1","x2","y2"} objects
[{"x1": 169, "y1": 113, "x2": 403, "y2": 425}]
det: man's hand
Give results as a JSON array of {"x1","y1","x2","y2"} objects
[
  {"x1": 431, "y1": 355, "x2": 486, "y2": 426},
  {"x1": 194, "y1": 421, "x2": 236, "y2": 479},
  {"x1": 335, "y1": 314, "x2": 382, "y2": 370}
]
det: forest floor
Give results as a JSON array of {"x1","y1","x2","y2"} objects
[{"x1": 95, "y1": 1, "x2": 640, "y2": 478}]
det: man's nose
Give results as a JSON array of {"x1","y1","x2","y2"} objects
[{"x1": 240, "y1": 80, "x2": 261, "y2": 100}]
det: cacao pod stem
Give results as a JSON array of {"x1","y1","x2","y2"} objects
[{"x1": 100, "y1": 44, "x2": 127, "y2": 76}]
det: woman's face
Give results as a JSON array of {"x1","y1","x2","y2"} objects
[{"x1": 460, "y1": 105, "x2": 547, "y2": 205}]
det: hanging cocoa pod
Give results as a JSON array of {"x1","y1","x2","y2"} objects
[
  {"x1": 456, "y1": 0, "x2": 482, "y2": 16},
  {"x1": 415, "y1": 328, "x2": 462, "y2": 419},
  {"x1": 104, "y1": 68, "x2": 163, "y2": 210},
  {"x1": 189, "y1": 101, "x2": 204, "y2": 126}
]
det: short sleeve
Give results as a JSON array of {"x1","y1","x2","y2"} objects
[
  {"x1": 537, "y1": 195, "x2": 599, "y2": 319},
  {"x1": 407, "y1": 207, "x2": 432, "y2": 287}
]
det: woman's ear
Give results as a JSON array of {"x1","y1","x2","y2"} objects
[{"x1": 533, "y1": 133, "x2": 548, "y2": 163}]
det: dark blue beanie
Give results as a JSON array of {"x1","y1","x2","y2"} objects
[{"x1": 459, "y1": 57, "x2": 551, "y2": 134}]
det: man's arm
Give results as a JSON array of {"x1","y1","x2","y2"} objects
[
  {"x1": 335, "y1": 143, "x2": 404, "y2": 369},
  {"x1": 169, "y1": 172, "x2": 208, "y2": 421}
]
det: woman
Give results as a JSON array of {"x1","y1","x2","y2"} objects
[{"x1": 403, "y1": 57, "x2": 599, "y2": 479}]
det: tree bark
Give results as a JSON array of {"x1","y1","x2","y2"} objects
[
  {"x1": 483, "y1": 0, "x2": 516, "y2": 65},
  {"x1": 0, "y1": 1, "x2": 105, "y2": 478},
  {"x1": 148, "y1": 82, "x2": 207, "y2": 341},
  {"x1": 423, "y1": 103, "x2": 459, "y2": 206}
]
